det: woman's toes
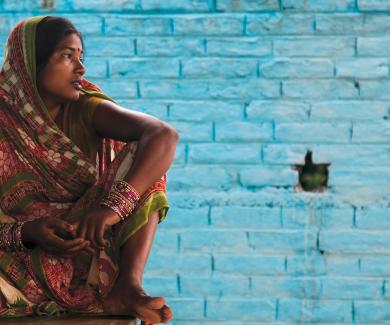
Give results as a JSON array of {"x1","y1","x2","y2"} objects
[{"x1": 144, "y1": 296, "x2": 165, "y2": 309}]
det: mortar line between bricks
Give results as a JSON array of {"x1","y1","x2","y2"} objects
[
  {"x1": 102, "y1": 16, "x2": 106, "y2": 34},
  {"x1": 242, "y1": 15, "x2": 247, "y2": 35},
  {"x1": 133, "y1": 39, "x2": 138, "y2": 56}
]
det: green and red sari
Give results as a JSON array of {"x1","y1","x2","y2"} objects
[{"x1": 0, "y1": 15, "x2": 169, "y2": 323}]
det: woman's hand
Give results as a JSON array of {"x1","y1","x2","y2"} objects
[
  {"x1": 73, "y1": 206, "x2": 121, "y2": 250},
  {"x1": 21, "y1": 217, "x2": 91, "y2": 257}
]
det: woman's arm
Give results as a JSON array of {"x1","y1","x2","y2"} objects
[{"x1": 92, "y1": 100, "x2": 179, "y2": 195}]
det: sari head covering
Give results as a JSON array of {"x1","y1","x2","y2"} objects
[
  {"x1": 0, "y1": 15, "x2": 123, "y2": 220},
  {"x1": 0, "y1": 16, "x2": 168, "y2": 322}
]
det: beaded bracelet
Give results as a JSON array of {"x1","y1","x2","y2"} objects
[
  {"x1": 0, "y1": 221, "x2": 27, "y2": 251},
  {"x1": 100, "y1": 181, "x2": 141, "y2": 221}
]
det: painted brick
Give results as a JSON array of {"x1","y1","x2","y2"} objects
[
  {"x1": 216, "y1": 122, "x2": 273, "y2": 142},
  {"x1": 180, "y1": 230, "x2": 249, "y2": 253},
  {"x1": 214, "y1": 254, "x2": 285, "y2": 275},
  {"x1": 152, "y1": 229, "x2": 179, "y2": 252},
  {"x1": 286, "y1": 255, "x2": 327, "y2": 276},
  {"x1": 261, "y1": 58, "x2": 333, "y2": 78},
  {"x1": 210, "y1": 206, "x2": 281, "y2": 228},
  {"x1": 105, "y1": 15, "x2": 171, "y2": 35},
  {"x1": 263, "y1": 144, "x2": 309, "y2": 165},
  {"x1": 145, "y1": 252, "x2": 212, "y2": 275},
  {"x1": 137, "y1": 37, "x2": 204, "y2": 56},
  {"x1": 330, "y1": 167, "x2": 390, "y2": 187},
  {"x1": 172, "y1": 143, "x2": 185, "y2": 166},
  {"x1": 173, "y1": 16, "x2": 243, "y2": 35},
  {"x1": 207, "y1": 37, "x2": 272, "y2": 56},
  {"x1": 310, "y1": 101, "x2": 389, "y2": 121},
  {"x1": 282, "y1": 0, "x2": 355, "y2": 11},
  {"x1": 180, "y1": 275, "x2": 249, "y2": 296},
  {"x1": 94, "y1": 80, "x2": 137, "y2": 98},
  {"x1": 160, "y1": 207, "x2": 209, "y2": 228},
  {"x1": 109, "y1": 58, "x2": 179, "y2": 78},
  {"x1": 315, "y1": 207, "x2": 354, "y2": 229},
  {"x1": 182, "y1": 58, "x2": 257, "y2": 78},
  {"x1": 141, "y1": 80, "x2": 280, "y2": 100},
  {"x1": 167, "y1": 166, "x2": 237, "y2": 190},
  {"x1": 217, "y1": 0, "x2": 279, "y2": 11},
  {"x1": 313, "y1": 144, "x2": 390, "y2": 166},
  {"x1": 360, "y1": 256, "x2": 390, "y2": 276},
  {"x1": 355, "y1": 301, "x2": 390, "y2": 323},
  {"x1": 316, "y1": 13, "x2": 390, "y2": 34},
  {"x1": 358, "y1": 0, "x2": 390, "y2": 10},
  {"x1": 278, "y1": 299, "x2": 352, "y2": 322},
  {"x1": 319, "y1": 230, "x2": 390, "y2": 253},
  {"x1": 58, "y1": 14, "x2": 103, "y2": 35},
  {"x1": 358, "y1": 36, "x2": 390, "y2": 56},
  {"x1": 352, "y1": 121, "x2": 390, "y2": 143},
  {"x1": 246, "y1": 13, "x2": 315, "y2": 35},
  {"x1": 189, "y1": 143, "x2": 261, "y2": 164},
  {"x1": 247, "y1": 101, "x2": 310, "y2": 122},
  {"x1": 169, "y1": 101, "x2": 243, "y2": 122},
  {"x1": 72, "y1": 0, "x2": 136, "y2": 11},
  {"x1": 115, "y1": 100, "x2": 167, "y2": 119},
  {"x1": 251, "y1": 276, "x2": 320, "y2": 298},
  {"x1": 140, "y1": 0, "x2": 209, "y2": 11},
  {"x1": 84, "y1": 36, "x2": 135, "y2": 56},
  {"x1": 282, "y1": 80, "x2": 358, "y2": 99},
  {"x1": 360, "y1": 80, "x2": 390, "y2": 99},
  {"x1": 166, "y1": 121, "x2": 213, "y2": 142},
  {"x1": 240, "y1": 166, "x2": 297, "y2": 187},
  {"x1": 206, "y1": 297, "x2": 275, "y2": 321},
  {"x1": 274, "y1": 37, "x2": 355, "y2": 57},
  {"x1": 143, "y1": 275, "x2": 178, "y2": 296},
  {"x1": 282, "y1": 207, "x2": 353, "y2": 229},
  {"x1": 167, "y1": 298, "x2": 205, "y2": 320},
  {"x1": 320, "y1": 277, "x2": 383, "y2": 299},
  {"x1": 356, "y1": 207, "x2": 390, "y2": 229},
  {"x1": 336, "y1": 58, "x2": 388, "y2": 78},
  {"x1": 84, "y1": 58, "x2": 107, "y2": 78},
  {"x1": 275, "y1": 122, "x2": 351, "y2": 143},
  {"x1": 248, "y1": 230, "x2": 317, "y2": 253}
]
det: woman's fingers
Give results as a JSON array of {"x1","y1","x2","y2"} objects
[
  {"x1": 77, "y1": 218, "x2": 87, "y2": 240},
  {"x1": 49, "y1": 217, "x2": 73, "y2": 232},
  {"x1": 46, "y1": 232, "x2": 86, "y2": 252},
  {"x1": 96, "y1": 222, "x2": 106, "y2": 248}
]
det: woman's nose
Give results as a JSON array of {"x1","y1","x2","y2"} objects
[{"x1": 75, "y1": 59, "x2": 86, "y2": 75}]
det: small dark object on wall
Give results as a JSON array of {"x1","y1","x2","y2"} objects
[{"x1": 293, "y1": 150, "x2": 330, "y2": 193}]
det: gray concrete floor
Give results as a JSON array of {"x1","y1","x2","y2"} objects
[{"x1": 0, "y1": 315, "x2": 138, "y2": 324}]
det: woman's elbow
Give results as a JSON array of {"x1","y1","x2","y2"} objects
[{"x1": 148, "y1": 122, "x2": 179, "y2": 145}]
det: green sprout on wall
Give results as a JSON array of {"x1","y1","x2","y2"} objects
[{"x1": 293, "y1": 150, "x2": 330, "y2": 193}]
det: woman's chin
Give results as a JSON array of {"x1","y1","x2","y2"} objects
[{"x1": 66, "y1": 91, "x2": 81, "y2": 101}]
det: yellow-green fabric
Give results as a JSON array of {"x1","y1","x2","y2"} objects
[{"x1": 57, "y1": 95, "x2": 105, "y2": 162}]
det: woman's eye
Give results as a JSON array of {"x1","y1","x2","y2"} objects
[{"x1": 63, "y1": 53, "x2": 72, "y2": 59}]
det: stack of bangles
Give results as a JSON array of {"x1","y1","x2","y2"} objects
[
  {"x1": 0, "y1": 221, "x2": 27, "y2": 251},
  {"x1": 100, "y1": 180, "x2": 141, "y2": 221}
]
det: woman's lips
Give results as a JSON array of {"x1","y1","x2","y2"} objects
[{"x1": 71, "y1": 81, "x2": 82, "y2": 90}]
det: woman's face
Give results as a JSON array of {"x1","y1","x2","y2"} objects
[{"x1": 37, "y1": 33, "x2": 86, "y2": 106}]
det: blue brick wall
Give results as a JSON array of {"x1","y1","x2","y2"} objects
[{"x1": 1, "y1": 1, "x2": 390, "y2": 323}]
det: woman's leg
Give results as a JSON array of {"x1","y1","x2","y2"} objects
[{"x1": 103, "y1": 210, "x2": 173, "y2": 323}]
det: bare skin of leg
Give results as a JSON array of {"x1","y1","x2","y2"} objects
[{"x1": 103, "y1": 211, "x2": 173, "y2": 323}]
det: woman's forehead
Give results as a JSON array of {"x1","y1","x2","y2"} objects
[{"x1": 55, "y1": 33, "x2": 83, "y2": 53}]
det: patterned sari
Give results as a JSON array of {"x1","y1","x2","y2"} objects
[{"x1": 0, "y1": 15, "x2": 169, "y2": 322}]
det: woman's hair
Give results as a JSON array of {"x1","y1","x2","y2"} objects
[{"x1": 35, "y1": 16, "x2": 84, "y2": 73}]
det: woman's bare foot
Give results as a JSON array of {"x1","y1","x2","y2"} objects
[{"x1": 102, "y1": 280, "x2": 173, "y2": 323}]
